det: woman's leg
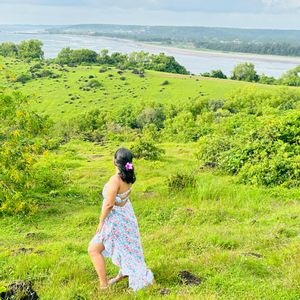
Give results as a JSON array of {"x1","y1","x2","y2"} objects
[{"x1": 88, "y1": 242, "x2": 108, "y2": 288}]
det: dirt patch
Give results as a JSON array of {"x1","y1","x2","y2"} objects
[
  {"x1": 178, "y1": 271, "x2": 202, "y2": 286},
  {"x1": 89, "y1": 185, "x2": 100, "y2": 190},
  {"x1": 186, "y1": 208, "x2": 194, "y2": 215},
  {"x1": 157, "y1": 73, "x2": 191, "y2": 79},
  {"x1": 142, "y1": 191, "x2": 157, "y2": 198},
  {"x1": 86, "y1": 154, "x2": 104, "y2": 161},
  {"x1": 12, "y1": 247, "x2": 45, "y2": 256},
  {"x1": 243, "y1": 252, "x2": 263, "y2": 258},
  {"x1": 13, "y1": 248, "x2": 34, "y2": 255}
]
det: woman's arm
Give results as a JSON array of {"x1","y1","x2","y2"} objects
[{"x1": 96, "y1": 176, "x2": 119, "y2": 232}]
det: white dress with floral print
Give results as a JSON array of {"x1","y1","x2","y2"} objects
[{"x1": 89, "y1": 182, "x2": 154, "y2": 291}]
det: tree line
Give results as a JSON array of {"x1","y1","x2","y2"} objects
[
  {"x1": 202, "y1": 63, "x2": 300, "y2": 87},
  {"x1": 1, "y1": 40, "x2": 299, "y2": 86},
  {"x1": 0, "y1": 40, "x2": 188, "y2": 75},
  {"x1": 48, "y1": 24, "x2": 300, "y2": 57},
  {"x1": 194, "y1": 41, "x2": 300, "y2": 57}
]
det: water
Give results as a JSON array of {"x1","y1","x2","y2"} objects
[{"x1": 1, "y1": 31, "x2": 300, "y2": 78}]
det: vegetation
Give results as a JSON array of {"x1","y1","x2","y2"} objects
[
  {"x1": 204, "y1": 63, "x2": 300, "y2": 87},
  {"x1": 0, "y1": 40, "x2": 44, "y2": 60},
  {"x1": 201, "y1": 69, "x2": 227, "y2": 79},
  {"x1": 47, "y1": 24, "x2": 300, "y2": 57},
  {"x1": 231, "y1": 63, "x2": 259, "y2": 82},
  {"x1": 0, "y1": 91, "x2": 58, "y2": 215},
  {"x1": 0, "y1": 52, "x2": 300, "y2": 299},
  {"x1": 2, "y1": 39, "x2": 300, "y2": 87}
]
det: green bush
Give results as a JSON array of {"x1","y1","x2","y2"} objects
[
  {"x1": 196, "y1": 107, "x2": 300, "y2": 187},
  {"x1": 86, "y1": 79, "x2": 102, "y2": 88},
  {"x1": 15, "y1": 73, "x2": 32, "y2": 84},
  {"x1": 163, "y1": 111, "x2": 200, "y2": 142},
  {"x1": 33, "y1": 160, "x2": 70, "y2": 192},
  {"x1": 167, "y1": 172, "x2": 196, "y2": 191},
  {"x1": 0, "y1": 91, "x2": 52, "y2": 215},
  {"x1": 131, "y1": 137, "x2": 165, "y2": 160}
]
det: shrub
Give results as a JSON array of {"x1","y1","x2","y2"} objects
[
  {"x1": 167, "y1": 172, "x2": 196, "y2": 191},
  {"x1": 161, "y1": 80, "x2": 170, "y2": 86},
  {"x1": 131, "y1": 137, "x2": 165, "y2": 160},
  {"x1": 15, "y1": 73, "x2": 32, "y2": 84},
  {"x1": 86, "y1": 79, "x2": 102, "y2": 88},
  {"x1": 33, "y1": 160, "x2": 70, "y2": 192},
  {"x1": 196, "y1": 108, "x2": 300, "y2": 187},
  {"x1": 163, "y1": 111, "x2": 199, "y2": 142},
  {"x1": 0, "y1": 91, "x2": 52, "y2": 215},
  {"x1": 136, "y1": 106, "x2": 165, "y2": 129}
]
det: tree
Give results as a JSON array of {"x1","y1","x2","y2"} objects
[
  {"x1": 149, "y1": 52, "x2": 189, "y2": 74},
  {"x1": 201, "y1": 69, "x2": 227, "y2": 79},
  {"x1": 259, "y1": 74, "x2": 277, "y2": 85},
  {"x1": 210, "y1": 69, "x2": 227, "y2": 79},
  {"x1": 231, "y1": 62, "x2": 259, "y2": 82},
  {"x1": 279, "y1": 65, "x2": 300, "y2": 86},
  {"x1": 0, "y1": 42, "x2": 18, "y2": 57},
  {"x1": 18, "y1": 40, "x2": 44, "y2": 60},
  {"x1": 129, "y1": 51, "x2": 151, "y2": 68},
  {"x1": 69, "y1": 49, "x2": 98, "y2": 64},
  {"x1": 97, "y1": 49, "x2": 112, "y2": 64},
  {"x1": 56, "y1": 47, "x2": 72, "y2": 64}
]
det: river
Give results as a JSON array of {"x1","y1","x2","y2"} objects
[{"x1": 1, "y1": 31, "x2": 300, "y2": 78}]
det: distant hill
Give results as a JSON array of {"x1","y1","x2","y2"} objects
[{"x1": 46, "y1": 24, "x2": 300, "y2": 57}]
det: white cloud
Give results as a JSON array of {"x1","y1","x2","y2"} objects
[{"x1": 262, "y1": 0, "x2": 300, "y2": 11}]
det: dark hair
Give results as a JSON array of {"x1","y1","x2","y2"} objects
[{"x1": 114, "y1": 147, "x2": 136, "y2": 184}]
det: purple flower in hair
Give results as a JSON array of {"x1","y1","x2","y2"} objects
[{"x1": 125, "y1": 162, "x2": 133, "y2": 170}]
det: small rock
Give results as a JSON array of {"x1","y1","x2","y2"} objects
[
  {"x1": 159, "y1": 288, "x2": 171, "y2": 295},
  {"x1": 25, "y1": 233, "x2": 37, "y2": 238},
  {"x1": 34, "y1": 250, "x2": 45, "y2": 256},
  {"x1": 186, "y1": 208, "x2": 194, "y2": 214},
  {"x1": 0, "y1": 280, "x2": 39, "y2": 300},
  {"x1": 204, "y1": 162, "x2": 217, "y2": 168}
]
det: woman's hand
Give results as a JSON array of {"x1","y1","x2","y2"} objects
[{"x1": 114, "y1": 199, "x2": 128, "y2": 207}]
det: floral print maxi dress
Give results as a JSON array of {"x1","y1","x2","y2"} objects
[{"x1": 89, "y1": 182, "x2": 154, "y2": 291}]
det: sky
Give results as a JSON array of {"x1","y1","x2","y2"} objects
[{"x1": 0, "y1": 0, "x2": 300, "y2": 30}]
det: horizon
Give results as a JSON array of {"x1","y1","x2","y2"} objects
[{"x1": 2, "y1": 23, "x2": 300, "y2": 32}]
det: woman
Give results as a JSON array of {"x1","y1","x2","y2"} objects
[{"x1": 88, "y1": 147, "x2": 154, "y2": 291}]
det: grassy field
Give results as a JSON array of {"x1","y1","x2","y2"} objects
[
  {"x1": 0, "y1": 57, "x2": 300, "y2": 299},
  {"x1": 0, "y1": 57, "x2": 276, "y2": 122}
]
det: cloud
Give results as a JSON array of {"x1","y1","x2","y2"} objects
[
  {"x1": 0, "y1": 0, "x2": 264, "y2": 13},
  {"x1": 262, "y1": 0, "x2": 300, "y2": 11}
]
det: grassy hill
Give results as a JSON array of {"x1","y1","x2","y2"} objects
[
  {"x1": 0, "y1": 57, "x2": 277, "y2": 122},
  {"x1": 0, "y1": 57, "x2": 300, "y2": 299}
]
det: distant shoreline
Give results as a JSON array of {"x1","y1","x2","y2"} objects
[
  {"x1": 136, "y1": 40, "x2": 300, "y2": 64},
  {"x1": 43, "y1": 31, "x2": 300, "y2": 64},
  {"x1": 2, "y1": 31, "x2": 300, "y2": 77},
  {"x1": 5, "y1": 30, "x2": 300, "y2": 64}
]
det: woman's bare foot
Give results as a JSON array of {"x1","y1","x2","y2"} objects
[
  {"x1": 99, "y1": 284, "x2": 109, "y2": 290},
  {"x1": 108, "y1": 271, "x2": 128, "y2": 285}
]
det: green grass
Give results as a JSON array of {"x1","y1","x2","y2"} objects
[
  {"x1": 0, "y1": 57, "x2": 277, "y2": 122},
  {"x1": 0, "y1": 57, "x2": 300, "y2": 299},
  {"x1": 1, "y1": 140, "x2": 300, "y2": 299}
]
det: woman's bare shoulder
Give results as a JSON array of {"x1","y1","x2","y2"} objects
[{"x1": 108, "y1": 174, "x2": 121, "y2": 185}]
